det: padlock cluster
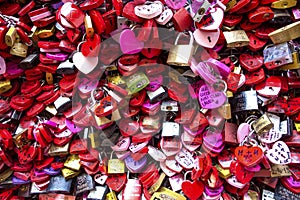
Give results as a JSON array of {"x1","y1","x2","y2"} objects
[{"x1": 0, "y1": 0, "x2": 300, "y2": 199}]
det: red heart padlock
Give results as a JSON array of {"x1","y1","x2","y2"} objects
[
  {"x1": 66, "y1": 29, "x2": 81, "y2": 43},
  {"x1": 244, "y1": 68, "x2": 265, "y2": 86},
  {"x1": 80, "y1": 0, "x2": 104, "y2": 10},
  {"x1": 255, "y1": 76, "x2": 281, "y2": 98},
  {"x1": 181, "y1": 178, "x2": 204, "y2": 200},
  {"x1": 240, "y1": 19, "x2": 261, "y2": 31},
  {"x1": 34, "y1": 157, "x2": 55, "y2": 170},
  {"x1": 81, "y1": 33, "x2": 101, "y2": 57},
  {"x1": 26, "y1": 103, "x2": 45, "y2": 117},
  {"x1": 94, "y1": 96, "x2": 118, "y2": 117},
  {"x1": 70, "y1": 139, "x2": 88, "y2": 154},
  {"x1": 235, "y1": 163, "x2": 255, "y2": 184},
  {"x1": 141, "y1": 38, "x2": 163, "y2": 58},
  {"x1": 0, "y1": 100, "x2": 11, "y2": 114},
  {"x1": 247, "y1": 32, "x2": 267, "y2": 51},
  {"x1": 226, "y1": 72, "x2": 241, "y2": 92},
  {"x1": 248, "y1": 6, "x2": 274, "y2": 23},
  {"x1": 236, "y1": 0, "x2": 259, "y2": 14},
  {"x1": 229, "y1": 0, "x2": 251, "y2": 13},
  {"x1": 129, "y1": 89, "x2": 146, "y2": 107},
  {"x1": 223, "y1": 14, "x2": 243, "y2": 27},
  {"x1": 106, "y1": 173, "x2": 127, "y2": 192},
  {"x1": 235, "y1": 146, "x2": 263, "y2": 167},
  {"x1": 60, "y1": 2, "x2": 85, "y2": 28},
  {"x1": 239, "y1": 53, "x2": 264, "y2": 72},
  {"x1": 255, "y1": 26, "x2": 275, "y2": 39}
]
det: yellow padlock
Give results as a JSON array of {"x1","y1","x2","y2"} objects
[
  {"x1": 252, "y1": 114, "x2": 274, "y2": 135},
  {"x1": 10, "y1": 43, "x2": 28, "y2": 58},
  {"x1": 5, "y1": 26, "x2": 17, "y2": 47},
  {"x1": 0, "y1": 80, "x2": 12, "y2": 94},
  {"x1": 106, "y1": 189, "x2": 118, "y2": 200},
  {"x1": 37, "y1": 26, "x2": 55, "y2": 38},
  {"x1": 107, "y1": 152, "x2": 125, "y2": 174},
  {"x1": 271, "y1": 0, "x2": 297, "y2": 9},
  {"x1": 62, "y1": 168, "x2": 81, "y2": 179},
  {"x1": 64, "y1": 154, "x2": 81, "y2": 171},
  {"x1": 48, "y1": 143, "x2": 70, "y2": 156}
]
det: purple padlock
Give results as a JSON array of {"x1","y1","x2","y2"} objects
[
  {"x1": 46, "y1": 53, "x2": 69, "y2": 61},
  {"x1": 42, "y1": 120, "x2": 58, "y2": 129},
  {"x1": 146, "y1": 75, "x2": 163, "y2": 92},
  {"x1": 12, "y1": 176, "x2": 30, "y2": 185},
  {"x1": 282, "y1": 176, "x2": 300, "y2": 188},
  {"x1": 124, "y1": 155, "x2": 147, "y2": 173},
  {"x1": 34, "y1": 168, "x2": 47, "y2": 177},
  {"x1": 65, "y1": 119, "x2": 83, "y2": 133},
  {"x1": 6, "y1": 62, "x2": 24, "y2": 77},
  {"x1": 244, "y1": 164, "x2": 261, "y2": 172},
  {"x1": 183, "y1": 125, "x2": 203, "y2": 137},
  {"x1": 141, "y1": 100, "x2": 160, "y2": 115},
  {"x1": 203, "y1": 130, "x2": 224, "y2": 153},
  {"x1": 204, "y1": 185, "x2": 224, "y2": 197},
  {"x1": 43, "y1": 167, "x2": 61, "y2": 176}
]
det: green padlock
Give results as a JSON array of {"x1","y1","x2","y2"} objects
[{"x1": 126, "y1": 72, "x2": 150, "y2": 94}]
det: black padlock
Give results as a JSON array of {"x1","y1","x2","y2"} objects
[
  {"x1": 75, "y1": 173, "x2": 95, "y2": 195},
  {"x1": 53, "y1": 96, "x2": 72, "y2": 113},
  {"x1": 56, "y1": 53, "x2": 76, "y2": 74},
  {"x1": 18, "y1": 53, "x2": 39, "y2": 69}
]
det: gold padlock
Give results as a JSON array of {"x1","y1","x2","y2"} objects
[
  {"x1": 28, "y1": 26, "x2": 39, "y2": 47},
  {"x1": 89, "y1": 127, "x2": 101, "y2": 149},
  {"x1": 107, "y1": 75, "x2": 125, "y2": 85},
  {"x1": 0, "y1": 168, "x2": 13, "y2": 183},
  {"x1": 279, "y1": 52, "x2": 300, "y2": 70},
  {"x1": 218, "y1": 102, "x2": 231, "y2": 120},
  {"x1": 252, "y1": 114, "x2": 274, "y2": 135},
  {"x1": 48, "y1": 143, "x2": 70, "y2": 156},
  {"x1": 271, "y1": 0, "x2": 297, "y2": 9},
  {"x1": 13, "y1": 128, "x2": 30, "y2": 150},
  {"x1": 106, "y1": 189, "x2": 118, "y2": 200},
  {"x1": 107, "y1": 152, "x2": 125, "y2": 174},
  {"x1": 225, "y1": 0, "x2": 237, "y2": 12},
  {"x1": 268, "y1": 21, "x2": 300, "y2": 44},
  {"x1": 148, "y1": 173, "x2": 166, "y2": 194},
  {"x1": 45, "y1": 72, "x2": 53, "y2": 85},
  {"x1": 295, "y1": 122, "x2": 300, "y2": 132},
  {"x1": 215, "y1": 164, "x2": 231, "y2": 179},
  {"x1": 84, "y1": 14, "x2": 94, "y2": 38},
  {"x1": 223, "y1": 30, "x2": 250, "y2": 48},
  {"x1": 62, "y1": 168, "x2": 81, "y2": 179},
  {"x1": 5, "y1": 26, "x2": 17, "y2": 47},
  {"x1": 10, "y1": 43, "x2": 28, "y2": 58},
  {"x1": 64, "y1": 154, "x2": 81, "y2": 171},
  {"x1": 151, "y1": 187, "x2": 186, "y2": 200},
  {"x1": 0, "y1": 80, "x2": 12, "y2": 94},
  {"x1": 167, "y1": 31, "x2": 194, "y2": 66},
  {"x1": 37, "y1": 26, "x2": 55, "y2": 38}
]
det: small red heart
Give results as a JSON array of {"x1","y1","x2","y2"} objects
[
  {"x1": 235, "y1": 146, "x2": 263, "y2": 167},
  {"x1": 66, "y1": 29, "x2": 81, "y2": 43},
  {"x1": 106, "y1": 173, "x2": 126, "y2": 192},
  {"x1": 181, "y1": 179, "x2": 204, "y2": 200},
  {"x1": 81, "y1": 34, "x2": 101, "y2": 57},
  {"x1": 235, "y1": 163, "x2": 255, "y2": 184}
]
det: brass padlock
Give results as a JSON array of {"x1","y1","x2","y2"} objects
[
  {"x1": 0, "y1": 80, "x2": 12, "y2": 94},
  {"x1": 268, "y1": 21, "x2": 300, "y2": 44},
  {"x1": 252, "y1": 114, "x2": 274, "y2": 135},
  {"x1": 37, "y1": 26, "x2": 55, "y2": 38},
  {"x1": 151, "y1": 187, "x2": 186, "y2": 200},
  {"x1": 64, "y1": 154, "x2": 81, "y2": 171},
  {"x1": 271, "y1": 0, "x2": 297, "y2": 9},
  {"x1": 107, "y1": 152, "x2": 125, "y2": 174},
  {"x1": 167, "y1": 31, "x2": 194, "y2": 66},
  {"x1": 106, "y1": 188, "x2": 118, "y2": 200},
  {"x1": 48, "y1": 143, "x2": 70, "y2": 156},
  {"x1": 225, "y1": 0, "x2": 237, "y2": 12},
  {"x1": 215, "y1": 164, "x2": 231, "y2": 179},
  {"x1": 280, "y1": 52, "x2": 300, "y2": 70},
  {"x1": 62, "y1": 168, "x2": 81, "y2": 180},
  {"x1": 5, "y1": 26, "x2": 17, "y2": 47},
  {"x1": 46, "y1": 72, "x2": 53, "y2": 85},
  {"x1": 0, "y1": 169, "x2": 13, "y2": 183},
  {"x1": 223, "y1": 30, "x2": 250, "y2": 48},
  {"x1": 218, "y1": 102, "x2": 232, "y2": 120},
  {"x1": 10, "y1": 43, "x2": 28, "y2": 58}
]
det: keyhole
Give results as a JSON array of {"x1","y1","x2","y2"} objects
[
  {"x1": 207, "y1": 36, "x2": 211, "y2": 43},
  {"x1": 254, "y1": 40, "x2": 256, "y2": 44},
  {"x1": 269, "y1": 87, "x2": 274, "y2": 91}
]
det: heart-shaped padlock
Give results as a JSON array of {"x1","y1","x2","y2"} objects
[
  {"x1": 106, "y1": 173, "x2": 126, "y2": 192},
  {"x1": 235, "y1": 146, "x2": 263, "y2": 167},
  {"x1": 266, "y1": 141, "x2": 291, "y2": 165}
]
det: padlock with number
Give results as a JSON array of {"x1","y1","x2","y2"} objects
[{"x1": 167, "y1": 31, "x2": 194, "y2": 66}]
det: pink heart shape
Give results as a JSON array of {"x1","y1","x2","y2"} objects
[
  {"x1": 0, "y1": 56, "x2": 6, "y2": 75},
  {"x1": 193, "y1": 28, "x2": 220, "y2": 48},
  {"x1": 200, "y1": 7, "x2": 224, "y2": 31},
  {"x1": 198, "y1": 84, "x2": 226, "y2": 109},
  {"x1": 120, "y1": 29, "x2": 144, "y2": 54}
]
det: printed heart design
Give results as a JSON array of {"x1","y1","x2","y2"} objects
[
  {"x1": 266, "y1": 141, "x2": 291, "y2": 165},
  {"x1": 73, "y1": 52, "x2": 98, "y2": 74},
  {"x1": 81, "y1": 34, "x2": 101, "y2": 57},
  {"x1": 181, "y1": 180, "x2": 204, "y2": 200},
  {"x1": 235, "y1": 146, "x2": 263, "y2": 167},
  {"x1": 0, "y1": 56, "x2": 6, "y2": 74},
  {"x1": 200, "y1": 7, "x2": 224, "y2": 31},
  {"x1": 78, "y1": 78, "x2": 98, "y2": 95},
  {"x1": 198, "y1": 84, "x2": 226, "y2": 109},
  {"x1": 260, "y1": 129, "x2": 282, "y2": 144},
  {"x1": 194, "y1": 28, "x2": 220, "y2": 49},
  {"x1": 155, "y1": 8, "x2": 173, "y2": 25},
  {"x1": 134, "y1": 1, "x2": 163, "y2": 19},
  {"x1": 106, "y1": 173, "x2": 126, "y2": 192},
  {"x1": 111, "y1": 137, "x2": 130, "y2": 152},
  {"x1": 119, "y1": 29, "x2": 144, "y2": 54}
]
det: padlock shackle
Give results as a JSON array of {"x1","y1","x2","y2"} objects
[{"x1": 174, "y1": 31, "x2": 194, "y2": 46}]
